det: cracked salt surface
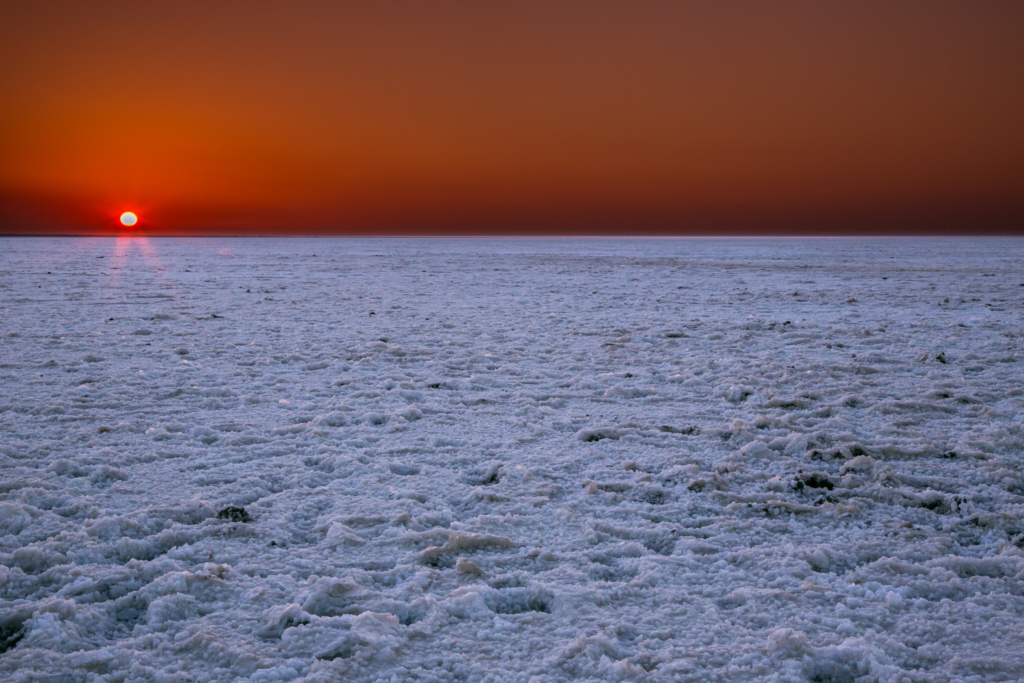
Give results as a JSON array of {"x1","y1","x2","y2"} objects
[{"x1": 1, "y1": 236, "x2": 1023, "y2": 682}]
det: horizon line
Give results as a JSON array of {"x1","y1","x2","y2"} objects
[{"x1": 2, "y1": 232, "x2": 1023, "y2": 239}]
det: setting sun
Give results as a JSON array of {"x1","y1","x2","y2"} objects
[{"x1": 119, "y1": 212, "x2": 137, "y2": 226}]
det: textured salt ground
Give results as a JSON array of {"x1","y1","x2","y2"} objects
[{"x1": 1, "y1": 237, "x2": 1023, "y2": 683}]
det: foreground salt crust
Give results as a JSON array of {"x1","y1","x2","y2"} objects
[{"x1": 1, "y1": 237, "x2": 1023, "y2": 683}]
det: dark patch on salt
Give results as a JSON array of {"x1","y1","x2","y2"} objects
[
  {"x1": 800, "y1": 473, "x2": 835, "y2": 490},
  {"x1": 659, "y1": 425, "x2": 698, "y2": 435},
  {"x1": 486, "y1": 588, "x2": 553, "y2": 615},
  {"x1": 217, "y1": 506, "x2": 251, "y2": 523},
  {"x1": 0, "y1": 617, "x2": 26, "y2": 654}
]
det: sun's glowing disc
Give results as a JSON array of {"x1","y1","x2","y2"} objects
[{"x1": 120, "y1": 212, "x2": 138, "y2": 226}]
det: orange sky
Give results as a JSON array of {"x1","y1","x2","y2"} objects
[{"x1": 2, "y1": 1, "x2": 1023, "y2": 234}]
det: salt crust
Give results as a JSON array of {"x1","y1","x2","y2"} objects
[{"x1": 1, "y1": 237, "x2": 1023, "y2": 682}]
